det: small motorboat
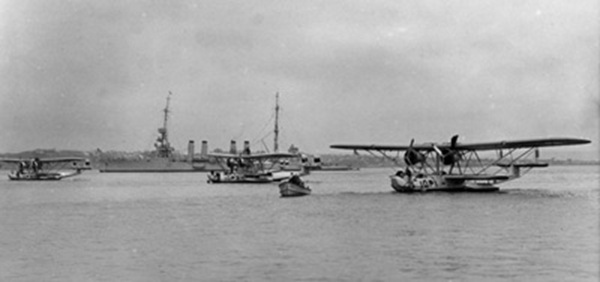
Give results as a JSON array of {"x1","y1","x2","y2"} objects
[{"x1": 279, "y1": 175, "x2": 311, "y2": 197}]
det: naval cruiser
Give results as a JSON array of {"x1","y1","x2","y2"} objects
[{"x1": 99, "y1": 92, "x2": 219, "y2": 173}]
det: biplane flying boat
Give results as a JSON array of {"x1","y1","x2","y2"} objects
[
  {"x1": 0, "y1": 157, "x2": 91, "y2": 181},
  {"x1": 331, "y1": 135, "x2": 591, "y2": 192},
  {"x1": 206, "y1": 140, "x2": 306, "y2": 184}
]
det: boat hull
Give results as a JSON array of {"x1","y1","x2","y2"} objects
[{"x1": 279, "y1": 181, "x2": 311, "y2": 197}]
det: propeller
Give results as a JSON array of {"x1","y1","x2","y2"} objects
[
  {"x1": 404, "y1": 139, "x2": 425, "y2": 166},
  {"x1": 451, "y1": 134, "x2": 458, "y2": 148},
  {"x1": 441, "y1": 134, "x2": 460, "y2": 165}
]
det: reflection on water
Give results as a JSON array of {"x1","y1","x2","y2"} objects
[{"x1": 0, "y1": 165, "x2": 598, "y2": 281}]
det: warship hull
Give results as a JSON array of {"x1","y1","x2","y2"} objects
[{"x1": 99, "y1": 159, "x2": 223, "y2": 173}]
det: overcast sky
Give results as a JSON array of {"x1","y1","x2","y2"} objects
[{"x1": 0, "y1": 0, "x2": 597, "y2": 158}]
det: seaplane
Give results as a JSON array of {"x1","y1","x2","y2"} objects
[
  {"x1": 206, "y1": 140, "x2": 307, "y2": 184},
  {"x1": 0, "y1": 157, "x2": 91, "y2": 181},
  {"x1": 331, "y1": 135, "x2": 591, "y2": 192}
]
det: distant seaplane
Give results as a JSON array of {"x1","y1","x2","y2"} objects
[
  {"x1": 206, "y1": 140, "x2": 306, "y2": 184},
  {"x1": 206, "y1": 93, "x2": 308, "y2": 184},
  {"x1": 0, "y1": 157, "x2": 91, "y2": 181},
  {"x1": 331, "y1": 135, "x2": 591, "y2": 192}
]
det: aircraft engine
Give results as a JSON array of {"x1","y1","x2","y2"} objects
[
  {"x1": 441, "y1": 135, "x2": 461, "y2": 166},
  {"x1": 301, "y1": 156, "x2": 308, "y2": 164},
  {"x1": 404, "y1": 150, "x2": 425, "y2": 166},
  {"x1": 403, "y1": 139, "x2": 425, "y2": 166},
  {"x1": 441, "y1": 149, "x2": 460, "y2": 165}
]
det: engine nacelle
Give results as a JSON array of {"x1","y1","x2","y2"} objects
[
  {"x1": 441, "y1": 135, "x2": 461, "y2": 165},
  {"x1": 441, "y1": 149, "x2": 460, "y2": 165},
  {"x1": 404, "y1": 150, "x2": 425, "y2": 166}
]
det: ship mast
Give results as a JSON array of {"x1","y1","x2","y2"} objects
[
  {"x1": 273, "y1": 92, "x2": 279, "y2": 153},
  {"x1": 163, "y1": 91, "x2": 171, "y2": 142},
  {"x1": 156, "y1": 91, "x2": 173, "y2": 158}
]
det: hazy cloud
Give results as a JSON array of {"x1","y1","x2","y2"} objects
[{"x1": 0, "y1": 0, "x2": 597, "y2": 158}]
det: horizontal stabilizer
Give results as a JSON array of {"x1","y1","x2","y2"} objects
[
  {"x1": 496, "y1": 162, "x2": 549, "y2": 168},
  {"x1": 444, "y1": 174, "x2": 510, "y2": 181}
]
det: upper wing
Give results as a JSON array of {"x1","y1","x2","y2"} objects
[
  {"x1": 0, "y1": 158, "x2": 22, "y2": 163},
  {"x1": 330, "y1": 144, "x2": 430, "y2": 152},
  {"x1": 331, "y1": 138, "x2": 590, "y2": 152},
  {"x1": 37, "y1": 157, "x2": 87, "y2": 163},
  {"x1": 241, "y1": 152, "x2": 298, "y2": 160},
  {"x1": 453, "y1": 138, "x2": 591, "y2": 151},
  {"x1": 0, "y1": 157, "x2": 87, "y2": 163}
]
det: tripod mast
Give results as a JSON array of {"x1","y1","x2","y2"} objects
[{"x1": 274, "y1": 92, "x2": 279, "y2": 153}]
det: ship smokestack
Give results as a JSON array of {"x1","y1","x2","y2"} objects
[
  {"x1": 201, "y1": 140, "x2": 208, "y2": 159},
  {"x1": 187, "y1": 140, "x2": 195, "y2": 163},
  {"x1": 229, "y1": 140, "x2": 237, "y2": 154},
  {"x1": 243, "y1": 140, "x2": 251, "y2": 155}
]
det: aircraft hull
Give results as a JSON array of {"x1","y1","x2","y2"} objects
[
  {"x1": 209, "y1": 178, "x2": 273, "y2": 184},
  {"x1": 390, "y1": 176, "x2": 499, "y2": 193},
  {"x1": 7, "y1": 171, "x2": 80, "y2": 181},
  {"x1": 207, "y1": 172, "x2": 273, "y2": 184}
]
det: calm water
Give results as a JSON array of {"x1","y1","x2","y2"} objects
[{"x1": 0, "y1": 165, "x2": 598, "y2": 281}]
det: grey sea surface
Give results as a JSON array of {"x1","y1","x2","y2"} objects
[{"x1": 0, "y1": 165, "x2": 598, "y2": 281}]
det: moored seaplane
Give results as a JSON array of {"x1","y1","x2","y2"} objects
[
  {"x1": 0, "y1": 157, "x2": 91, "y2": 181},
  {"x1": 207, "y1": 140, "x2": 307, "y2": 184},
  {"x1": 331, "y1": 135, "x2": 591, "y2": 192}
]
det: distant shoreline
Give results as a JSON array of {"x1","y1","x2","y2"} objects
[{"x1": 1, "y1": 149, "x2": 598, "y2": 169}]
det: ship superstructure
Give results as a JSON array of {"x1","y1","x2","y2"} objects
[{"x1": 99, "y1": 92, "x2": 219, "y2": 173}]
